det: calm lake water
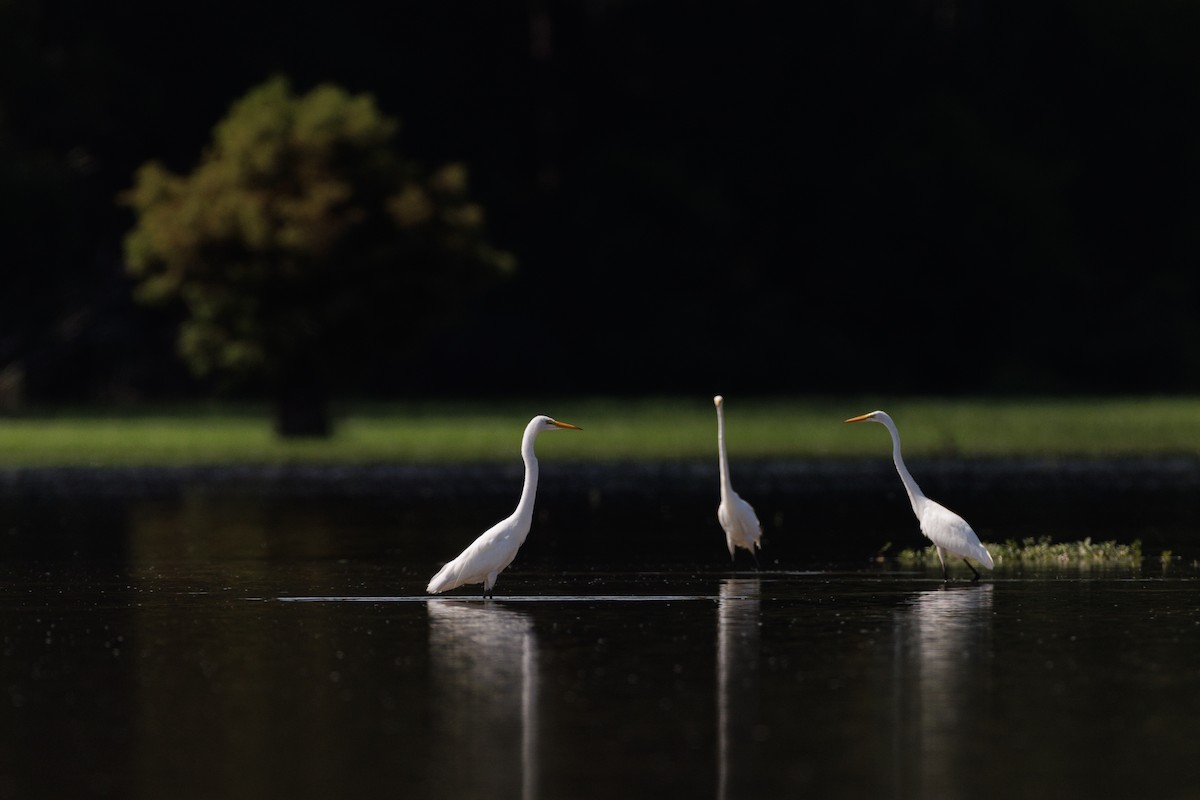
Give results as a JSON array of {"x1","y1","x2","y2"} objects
[{"x1": 0, "y1": 463, "x2": 1198, "y2": 799}]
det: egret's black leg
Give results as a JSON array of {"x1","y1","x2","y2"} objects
[
  {"x1": 936, "y1": 547, "x2": 948, "y2": 581},
  {"x1": 751, "y1": 548, "x2": 760, "y2": 570},
  {"x1": 964, "y1": 559, "x2": 980, "y2": 581}
]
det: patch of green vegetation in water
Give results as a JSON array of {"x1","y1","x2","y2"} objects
[{"x1": 897, "y1": 536, "x2": 1144, "y2": 569}]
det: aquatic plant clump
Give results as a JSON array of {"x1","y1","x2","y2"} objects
[{"x1": 897, "y1": 536, "x2": 1143, "y2": 569}]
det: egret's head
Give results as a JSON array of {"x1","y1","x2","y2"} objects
[
  {"x1": 844, "y1": 410, "x2": 889, "y2": 425},
  {"x1": 714, "y1": 395, "x2": 724, "y2": 408},
  {"x1": 534, "y1": 415, "x2": 582, "y2": 432}
]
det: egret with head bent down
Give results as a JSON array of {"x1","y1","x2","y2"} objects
[
  {"x1": 427, "y1": 415, "x2": 581, "y2": 598},
  {"x1": 844, "y1": 410, "x2": 994, "y2": 580},
  {"x1": 715, "y1": 395, "x2": 763, "y2": 566}
]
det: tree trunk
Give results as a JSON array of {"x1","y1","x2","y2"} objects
[{"x1": 273, "y1": 364, "x2": 332, "y2": 438}]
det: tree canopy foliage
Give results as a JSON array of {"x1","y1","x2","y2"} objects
[
  {"x1": 121, "y1": 76, "x2": 514, "y2": 431},
  {"x1": 6, "y1": 2, "x2": 1200, "y2": 408}
]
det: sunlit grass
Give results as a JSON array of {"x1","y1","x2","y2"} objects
[
  {"x1": 0, "y1": 395, "x2": 1199, "y2": 466},
  {"x1": 897, "y1": 536, "x2": 1145, "y2": 570}
]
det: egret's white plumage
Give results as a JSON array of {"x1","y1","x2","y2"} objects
[
  {"x1": 844, "y1": 410, "x2": 994, "y2": 580},
  {"x1": 715, "y1": 395, "x2": 762, "y2": 564},
  {"x1": 426, "y1": 415, "x2": 581, "y2": 598}
]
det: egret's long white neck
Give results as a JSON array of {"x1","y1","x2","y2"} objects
[
  {"x1": 512, "y1": 420, "x2": 542, "y2": 534},
  {"x1": 716, "y1": 403, "x2": 732, "y2": 499},
  {"x1": 878, "y1": 414, "x2": 926, "y2": 514}
]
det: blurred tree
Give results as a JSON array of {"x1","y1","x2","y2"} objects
[{"x1": 121, "y1": 76, "x2": 514, "y2": 435}]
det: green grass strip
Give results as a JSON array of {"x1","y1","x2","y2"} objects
[{"x1": 0, "y1": 395, "x2": 1199, "y2": 466}]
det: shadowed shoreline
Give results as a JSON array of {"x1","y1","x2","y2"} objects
[
  {"x1": 2, "y1": 456, "x2": 1199, "y2": 498},
  {"x1": 0, "y1": 457, "x2": 1195, "y2": 570}
]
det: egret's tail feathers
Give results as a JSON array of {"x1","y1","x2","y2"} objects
[
  {"x1": 426, "y1": 561, "x2": 461, "y2": 594},
  {"x1": 977, "y1": 546, "x2": 996, "y2": 571}
]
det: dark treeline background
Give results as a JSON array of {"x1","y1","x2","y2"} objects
[{"x1": 4, "y1": 0, "x2": 1200, "y2": 405}]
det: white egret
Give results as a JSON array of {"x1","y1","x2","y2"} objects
[
  {"x1": 427, "y1": 415, "x2": 582, "y2": 598},
  {"x1": 844, "y1": 410, "x2": 994, "y2": 580},
  {"x1": 715, "y1": 395, "x2": 763, "y2": 566}
]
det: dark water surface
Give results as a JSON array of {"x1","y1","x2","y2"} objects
[{"x1": 0, "y1": 463, "x2": 1198, "y2": 799}]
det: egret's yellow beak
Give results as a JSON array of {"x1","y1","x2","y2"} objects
[
  {"x1": 843, "y1": 413, "x2": 873, "y2": 424},
  {"x1": 553, "y1": 420, "x2": 582, "y2": 431}
]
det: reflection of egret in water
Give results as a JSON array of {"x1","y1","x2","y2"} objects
[
  {"x1": 717, "y1": 577, "x2": 761, "y2": 800},
  {"x1": 427, "y1": 601, "x2": 539, "y2": 800},
  {"x1": 891, "y1": 583, "x2": 994, "y2": 799}
]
